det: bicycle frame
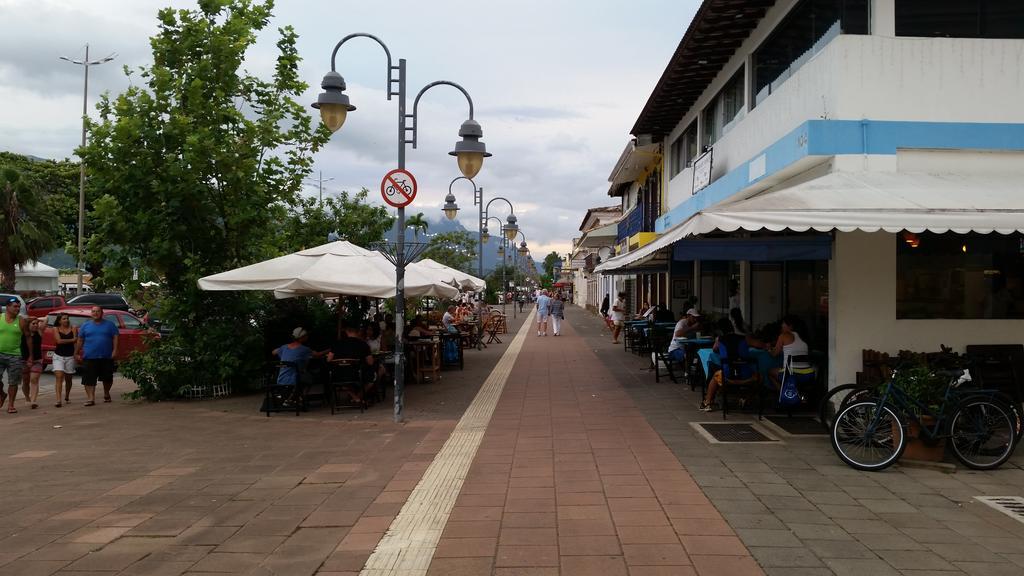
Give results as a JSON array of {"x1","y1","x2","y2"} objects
[{"x1": 866, "y1": 368, "x2": 984, "y2": 441}]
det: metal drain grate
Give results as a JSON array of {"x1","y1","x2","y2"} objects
[
  {"x1": 975, "y1": 496, "x2": 1024, "y2": 524},
  {"x1": 697, "y1": 423, "x2": 776, "y2": 443}
]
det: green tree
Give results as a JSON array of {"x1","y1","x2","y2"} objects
[
  {"x1": 406, "y1": 212, "x2": 429, "y2": 241},
  {"x1": 0, "y1": 167, "x2": 60, "y2": 290},
  {"x1": 0, "y1": 153, "x2": 81, "y2": 251},
  {"x1": 420, "y1": 230, "x2": 477, "y2": 273},
  {"x1": 79, "y1": 0, "x2": 328, "y2": 399},
  {"x1": 279, "y1": 188, "x2": 394, "y2": 250}
]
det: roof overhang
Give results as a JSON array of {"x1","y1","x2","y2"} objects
[{"x1": 631, "y1": 0, "x2": 774, "y2": 139}]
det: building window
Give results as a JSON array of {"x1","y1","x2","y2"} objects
[
  {"x1": 702, "y1": 68, "x2": 745, "y2": 147},
  {"x1": 752, "y1": 0, "x2": 869, "y2": 108},
  {"x1": 669, "y1": 122, "x2": 699, "y2": 178},
  {"x1": 896, "y1": 0, "x2": 1024, "y2": 39},
  {"x1": 897, "y1": 232, "x2": 1024, "y2": 319}
]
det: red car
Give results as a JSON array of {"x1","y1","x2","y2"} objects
[
  {"x1": 26, "y1": 296, "x2": 67, "y2": 318},
  {"x1": 41, "y1": 307, "x2": 158, "y2": 367}
]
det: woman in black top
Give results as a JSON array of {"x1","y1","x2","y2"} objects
[
  {"x1": 51, "y1": 313, "x2": 77, "y2": 407},
  {"x1": 23, "y1": 319, "x2": 44, "y2": 409}
]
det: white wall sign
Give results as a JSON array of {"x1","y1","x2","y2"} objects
[{"x1": 692, "y1": 148, "x2": 713, "y2": 194}]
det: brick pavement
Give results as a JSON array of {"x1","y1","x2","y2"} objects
[
  {"x1": 426, "y1": 310, "x2": 764, "y2": 576},
  {"x1": 568, "y1": 305, "x2": 1024, "y2": 576},
  {"x1": 0, "y1": 312, "x2": 528, "y2": 576}
]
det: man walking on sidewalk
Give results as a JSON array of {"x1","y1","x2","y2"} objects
[
  {"x1": 75, "y1": 306, "x2": 119, "y2": 406},
  {"x1": 536, "y1": 289, "x2": 551, "y2": 336},
  {"x1": 0, "y1": 298, "x2": 29, "y2": 413}
]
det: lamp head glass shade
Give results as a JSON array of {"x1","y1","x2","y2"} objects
[
  {"x1": 312, "y1": 71, "x2": 356, "y2": 133},
  {"x1": 449, "y1": 119, "x2": 491, "y2": 179},
  {"x1": 518, "y1": 241, "x2": 528, "y2": 256},
  {"x1": 480, "y1": 227, "x2": 489, "y2": 244},
  {"x1": 502, "y1": 213, "x2": 519, "y2": 241},
  {"x1": 442, "y1": 193, "x2": 459, "y2": 221},
  {"x1": 496, "y1": 244, "x2": 505, "y2": 257}
]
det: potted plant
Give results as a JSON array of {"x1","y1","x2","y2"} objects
[{"x1": 892, "y1": 362, "x2": 948, "y2": 462}]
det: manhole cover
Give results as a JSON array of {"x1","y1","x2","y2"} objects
[
  {"x1": 975, "y1": 496, "x2": 1024, "y2": 524},
  {"x1": 696, "y1": 423, "x2": 776, "y2": 443},
  {"x1": 766, "y1": 416, "x2": 826, "y2": 435}
]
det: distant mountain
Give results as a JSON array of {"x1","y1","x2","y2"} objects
[{"x1": 383, "y1": 215, "x2": 539, "y2": 275}]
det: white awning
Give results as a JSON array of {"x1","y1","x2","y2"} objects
[
  {"x1": 594, "y1": 170, "x2": 1024, "y2": 273},
  {"x1": 676, "y1": 171, "x2": 1024, "y2": 236}
]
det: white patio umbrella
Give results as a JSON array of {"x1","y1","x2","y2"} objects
[
  {"x1": 197, "y1": 241, "x2": 459, "y2": 299},
  {"x1": 412, "y1": 258, "x2": 486, "y2": 291}
]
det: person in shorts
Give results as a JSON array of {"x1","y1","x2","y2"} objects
[
  {"x1": 610, "y1": 292, "x2": 627, "y2": 344},
  {"x1": 536, "y1": 290, "x2": 552, "y2": 336},
  {"x1": 0, "y1": 298, "x2": 29, "y2": 413},
  {"x1": 75, "y1": 306, "x2": 119, "y2": 406},
  {"x1": 51, "y1": 312, "x2": 78, "y2": 406}
]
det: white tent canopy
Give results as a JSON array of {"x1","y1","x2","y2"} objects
[
  {"x1": 198, "y1": 241, "x2": 459, "y2": 299},
  {"x1": 413, "y1": 258, "x2": 486, "y2": 290},
  {"x1": 596, "y1": 170, "x2": 1024, "y2": 273}
]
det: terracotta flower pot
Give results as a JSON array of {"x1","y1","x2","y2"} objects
[{"x1": 895, "y1": 416, "x2": 946, "y2": 462}]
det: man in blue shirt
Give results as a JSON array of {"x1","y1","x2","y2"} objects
[
  {"x1": 536, "y1": 290, "x2": 552, "y2": 337},
  {"x1": 75, "y1": 306, "x2": 119, "y2": 406}
]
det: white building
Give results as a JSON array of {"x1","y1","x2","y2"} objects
[
  {"x1": 568, "y1": 206, "x2": 622, "y2": 311},
  {"x1": 596, "y1": 0, "x2": 1024, "y2": 388}
]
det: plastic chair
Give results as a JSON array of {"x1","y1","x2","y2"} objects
[{"x1": 719, "y1": 337, "x2": 763, "y2": 420}]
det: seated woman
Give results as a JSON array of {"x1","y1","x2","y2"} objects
[
  {"x1": 763, "y1": 315, "x2": 810, "y2": 391},
  {"x1": 700, "y1": 319, "x2": 756, "y2": 411},
  {"x1": 271, "y1": 327, "x2": 328, "y2": 404}
]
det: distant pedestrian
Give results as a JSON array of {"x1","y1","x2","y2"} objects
[
  {"x1": 549, "y1": 292, "x2": 565, "y2": 336},
  {"x1": 610, "y1": 292, "x2": 627, "y2": 344},
  {"x1": 50, "y1": 313, "x2": 77, "y2": 407},
  {"x1": 0, "y1": 298, "x2": 29, "y2": 413},
  {"x1": 23, "y1": 319, "x2": 44, "y2": 409},
  {"x1": 536, "y1": 290, "x2": 552, "y2": 336},
  {"x1": 600, "y1": 294, "x2": 613, "y2": 330},
  {"x1": 75, "y1": 306, "x2": 119, "y2": 406}
]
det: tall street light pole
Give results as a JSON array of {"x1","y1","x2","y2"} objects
[
  {"x1": 60, "y1": 44, "x2": 116, "y2": 296},
  {"x1": 312, "y1": 33, "x2": 491, "y2": 422},
  {"x1": 442, "y1": 180, "x2": 520, "y2": 284},
  {"x1": 305, "y1": 170, "x2": 334, "y2": 205}
]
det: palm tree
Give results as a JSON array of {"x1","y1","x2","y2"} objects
[
  {"x1": 406, "y1": 212, "x2": 429, "y2": 241},
  {"x1": 0, "y1": 167, "x2": 58, "y2": 291}
]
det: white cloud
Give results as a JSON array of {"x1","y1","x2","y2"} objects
[{"x1": 0, "y1": 0, "x2": 701, "y2": 250}]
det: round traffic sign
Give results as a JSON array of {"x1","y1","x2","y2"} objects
[{"x1": 380, "y1": 169, "x2": 418, "y2": 208}]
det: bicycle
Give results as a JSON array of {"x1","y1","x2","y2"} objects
[
  {"x1": 821, "y1": 375, "x2": 1023, "y2": 443},
  {"x1": 831, "y1": 368, "x2": 1018, "y2": 471},
  {"x1": 384, "y1": 178, "x2": 412, "y2": 198}
]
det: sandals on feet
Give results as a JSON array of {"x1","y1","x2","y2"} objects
[
  {"x1": 103, "y1": 397, "x2": 112, "y2": 403},
  {"x1": 30, "y1": 403, "x2": 38, "y2": 409},
  {"x1": 55, "y1": 402, "x2": 63, "y2": 408},
  {"x1": 83, "y1": 401, "x2": 95, "y2": 407},
  {"x1": 7, "y1": 407, "x2": 17, "y2": 414}
]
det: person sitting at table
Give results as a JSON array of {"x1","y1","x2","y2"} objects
[
  {"x1": 366, "y1": 323, "x2": 382, "y2": 354},
  {"x1": 406, "y1": 316, "x2": 428, "y2": 339},
  {"x1": 330, "y1": 320, "x2": 376, "y2": 402},
  {"x1": 763, "y1": 314, "x2": 810, "y2": 391},
  {"x1": 677, "y1": 308, "x2": 702, "y2": 338},
  {"x1": 653, "y1": 303, "x2": 675, "y2": 324},
  {"x1": 271, "y1": 327, "x2": 328, "y2": 405},
  {"x1": 700, "y1": 318, "x2": 756, "y2": 411},
  {"x1": 639, "y1": 301, "x2": 656, "y2": 319},
  {"x1": 442, "y1": 306, "x2": 459, "y2": 334}
]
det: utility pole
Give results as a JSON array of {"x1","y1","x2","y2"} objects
[{"x1": 61, "y1": 45, "x2": 116, "y2": 295}]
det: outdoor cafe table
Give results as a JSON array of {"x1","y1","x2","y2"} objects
[{"x1": 697, "y1": 346, "x2": 778, "y2": 385}]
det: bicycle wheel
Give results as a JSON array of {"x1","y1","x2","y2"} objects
[
  {"x1": 819, "y1": 383, "x2": 875, "y2": 431},
  {"x1": 949, "y1": 398, "x2": 1017, "y2": 470},
  {"x1": 831, "y1": 401, "x2": 905, "y2": 471},
  {"x1": 959, "y1": 392, "x2": 1023, "y2": 447}
]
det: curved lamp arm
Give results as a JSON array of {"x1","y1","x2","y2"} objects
[
  {"x1": 448, "y1": 176, "x2": 478, "y2": 195},
  {"x1": 484, "y1": 196, "x2": 514, "y2": 217},
  {"x1": 329, "y1": 33, "x2": 396, "y2": 99},
  {"x1": 409, "y1": 80, "x2": 474, "y2": 148}
]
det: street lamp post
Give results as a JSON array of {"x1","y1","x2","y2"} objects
[
  {"x1": 442, "y1": 181, "x2": 519, "y2": 282},
  {"x1": 60, "y1": 44, "x2": 116, "y2": 296},
  {"x1": 312, "y1": 33, "x2": 491, "y2": 422}
]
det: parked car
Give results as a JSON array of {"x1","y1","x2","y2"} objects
[
  {"x1": 66, "y1": 293, "x2": 132, "y2": 312},
  {"x1": 0, "y1": 294, "x2": 28, "y2": 317},
  {"x1": 41, "y1": 307, "x2": 158, "y2": 367},
  {"x1": 26, "y1": 295, "x2": 67, "y2": 318}
]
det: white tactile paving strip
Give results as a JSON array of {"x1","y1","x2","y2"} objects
[{"x1": 360, "y1": 311, "x2": 535, "y2": 576}]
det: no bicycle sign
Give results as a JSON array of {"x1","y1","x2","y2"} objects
[{"x1": 380, "y1": 168, "x2": 418, "y2": 208}]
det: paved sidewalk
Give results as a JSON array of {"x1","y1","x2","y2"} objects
[
  {"x1": 569, "y1": 306, "x2": 1024, "y2": 576},
  {"x1": 426, "y1": 312, "x2": 763, "y2": 575},
  {"x1": 0, "y1": 312, "x2": 528, "y2": 576}
]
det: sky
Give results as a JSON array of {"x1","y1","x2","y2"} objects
[{"x1": 0, "y1": 0, "x2": 701, "y2": 259}]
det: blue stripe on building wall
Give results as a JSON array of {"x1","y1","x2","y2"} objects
[{"x1": 656, "y1": 120, "x2": 1024, "y2": 233}]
